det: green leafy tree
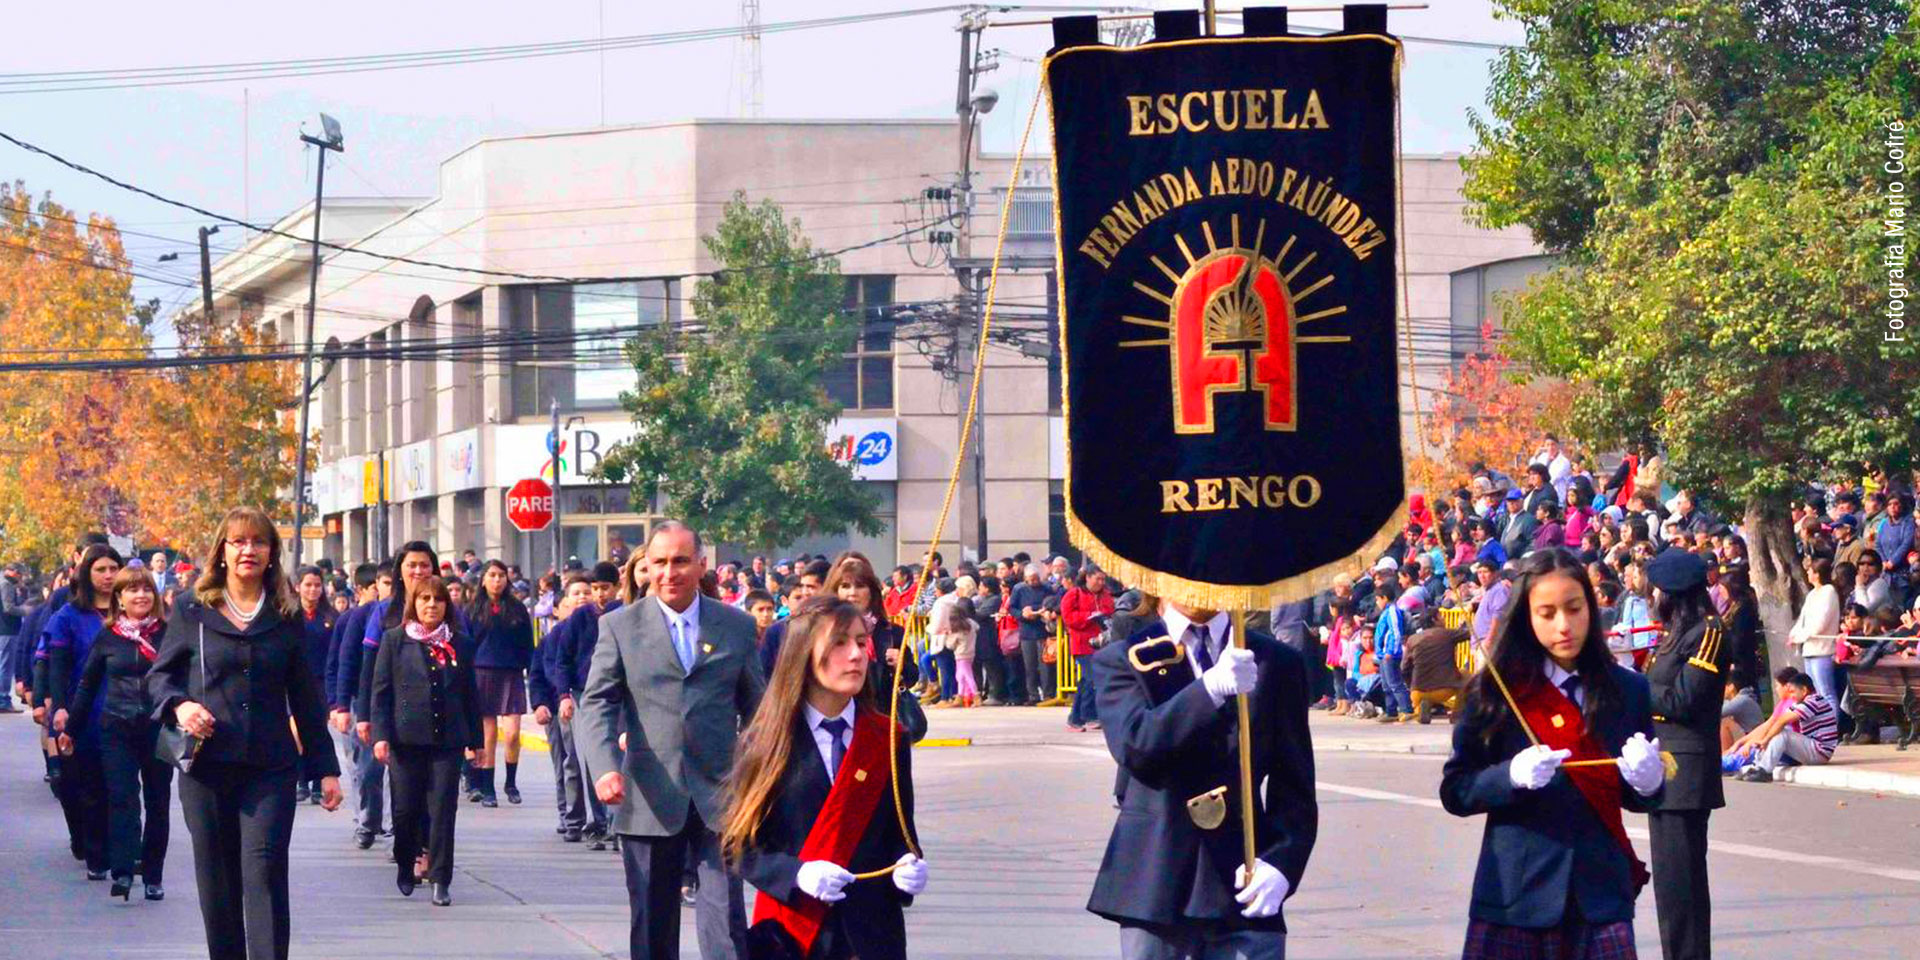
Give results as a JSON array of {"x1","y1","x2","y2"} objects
[
  {"x1": 599, "y1": 193, "x2": 881, "y2": 549},
  {"x1": 1464, "y1": 2, "x2": 1918, "y2": 667}
]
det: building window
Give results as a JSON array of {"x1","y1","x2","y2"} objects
[
  {"x1": 509, "y1": 280, "x2": 677, "y2": 417},
  {"x1": 827, "y1": 276, "x2": 894, "y2": 411},
  {"x1": 1448, "y1": 255, "x2": 1557, "y2": 363}
]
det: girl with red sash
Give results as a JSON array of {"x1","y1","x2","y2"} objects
[
  {"x1": 720, "y1": 597, "x2": 926, "y2": 960},
  {"x1": 1441, "y1": 549, "x2": 1667, "y2": 960}
]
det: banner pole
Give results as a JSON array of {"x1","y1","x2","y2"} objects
[
  {"x1": 1204, "y1": 0, "x2": 1218, "y2": 35},
  {"x1": 1231, "y1": 608, "x2": 1256, "y2": 876}
]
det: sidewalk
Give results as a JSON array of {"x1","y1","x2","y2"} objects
[{"x1": 1775, "y1": 739, "x2": 1920, "y2": 799}]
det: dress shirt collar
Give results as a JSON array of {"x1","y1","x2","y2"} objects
[
  {"x1": 1543, "y1": 660, "x2": 1585, "y2": 707},
  {"x1": 1161, "y1": 606, "x2": 1230, "y2": 673},
  {"x1": 656, "y1": 593, "x2": 701, "y2": 630},
  {"x1": 803, "y1": 698, "x2": 858, "y2": 731}
]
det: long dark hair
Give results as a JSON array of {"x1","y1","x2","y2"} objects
[
  {"x1": 71, "y1": 544, "x2": 124, "y2": 613},
  {"x1": 1654, "y1": 559, "x2": 1717, "y2": 657},
  {"x1": 468, "y1": 559, "x2": 530, "y2": 626},
  {"x1": 383, "y1": 540, "x2": 440, "y2": 631},
  {"x1": 1462, "y1": 549, "x2": 1622, "y2": 746}
]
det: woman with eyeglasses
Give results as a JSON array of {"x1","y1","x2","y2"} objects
[{"x1": 147, "y1": 507, "x2": 341, "y2": 960}]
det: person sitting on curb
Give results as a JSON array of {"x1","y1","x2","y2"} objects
[
  {"x1": 1718, "y1": 666, "x2": 1765, "y2": 753},
  {"x1": 1729, "y1": 669, "x2": 1838, "y2": 783}
]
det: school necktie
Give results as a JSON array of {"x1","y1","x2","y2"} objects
[
  {"x1": 819, "y1": 717, "x2": 849, "y2": 779},
  {"x1": 1560, "y1": 673, "x2": 1582, "y2": 707},
  {"x1": 1187, "y1": 623, "x2": 1215, "y2": 672}
]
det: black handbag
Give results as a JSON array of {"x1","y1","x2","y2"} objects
[{"x1": 154, "y1": 625, "x2": 206, "y2": 773}]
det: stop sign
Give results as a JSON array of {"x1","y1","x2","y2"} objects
[{"x1": 506, "y1": 477, "x2": 554, "y2": 532}]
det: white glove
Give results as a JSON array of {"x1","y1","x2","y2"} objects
[
  {"x1": 795, "y1": 860, "x2": 854, "y2": 903},
  {"x1": 1508, "y1": 744, "x2": 1572, "y2": 790},
  {"x1": 1232, "y1": 859, "x2": 1289, "y2": 919},
  {"x1": 1201, "y1": 647, "x2": 1258, "y2": 705},
  {"x1": 891, "y1": 853, "x2": 928, "y2": 895},
  {"x1": 1617, "y1": 733, "x2": 1665, "y2": 797}
]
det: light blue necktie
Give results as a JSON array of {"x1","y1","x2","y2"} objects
[{"x1": 673, "y1": 618, "x2": 695, "y2": 672}]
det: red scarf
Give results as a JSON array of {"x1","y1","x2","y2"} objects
[
  {"x1": 1513, "y1": 676, "x2": 1649, "y2": 892},
  {"x1": 405, "y1": 620, "x2": 457, "y2": 667},
  {"x1": 752, "y1": 708, "x2": 897, "y2": 956},
  {"x1": 113, "y1": 615, "x2": 163, "y2": 662}
]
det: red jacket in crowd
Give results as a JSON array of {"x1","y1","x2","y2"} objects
[{"x1": 1060, "y1": 586, "x2": 1115, "y2": 658}]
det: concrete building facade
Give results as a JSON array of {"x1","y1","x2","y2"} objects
[{"x1": 187, "y1": 119, "x2": 1538, "y2": 572}]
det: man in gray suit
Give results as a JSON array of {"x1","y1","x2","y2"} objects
[{"x1": 580, "y1": 520, "x2": 765, "y2": 960}]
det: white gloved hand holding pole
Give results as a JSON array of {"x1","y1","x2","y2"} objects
[
  {"x1": 1508, "y1": 744, "x2": 1572, "y2": 791},
  {"x1": 891, "y1": 853, "x2": 929, "y2": 895},
  {"x1": 1201, "y1": 647, "x2": 1258, "y2": 706},
  {"x1": 1232, "y1": 859, "x2": 1289, "y2": 918},
  {"x1": 795, "y1": 861, "x2": 854, "y2": 903}
]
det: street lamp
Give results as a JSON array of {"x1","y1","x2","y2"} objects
[{"x1": 291, "y1": 113, "x2": 344, "y2": 571}]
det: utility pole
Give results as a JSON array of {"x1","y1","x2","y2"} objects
[
  {"x1": 550, "y1": 398, "x2": 564, "y2": 575},
  {"x1": 739, "y1": 0, "x2": 764, "y2": 118},
  {"x1": 953, "y1": 8, "x2": 993, "y2": 563},
  {"x1": 292, "y1": 114, "x2": 344, "y2": 571},
  {"x1": 197, "y1": 225, "x2": 219, "y2": 323}
]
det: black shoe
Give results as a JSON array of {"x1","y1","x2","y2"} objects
[
  {"x1": 680, "y1": 885, "x2": 697, "y2": 906},
  {"x1": 355, "y1": 832, "x2": 376, "y2": 850},
  {"x1": 144, "y1": 884, "x2": 164, "y2": 901},
  {"x1": 309, "y1": 790, "x2": 323, "y2": 806},
  {"x1": 466, "y1": 788, "x2": 483, "y2": 803},
  {"x1": 295, "y1": 784, "x2": 310, "y2": 803},
  {"x1": 554, "y1": 824, "x2": 568, "y2": 836},
  {"x1": 480, "y1": 794, "x2": 498, "y2": 809},
  {"x1": 505, "y1": 786, "x2": 522, "y2": 805},
  {"x1": 110, "y1": 877, "x2": 132, "y2": 900},
  {"x1": 431, "y1": 882, "x2": 451, "y2": 906},
  {"x1": 563, "y1": 828, "x2": 583, "y2": 843},
  {"x1": 87, "y1": 869, "x2": 109, "y2": 881},
  {"x1": 587, "y1": 831, "x2": 608, "y2": 851},
  {"x1": 397, "y1": 876, "x2": 416, "y2": 897}
]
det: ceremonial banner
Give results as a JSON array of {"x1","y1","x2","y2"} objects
[{"x1": 1046, "y1": 25, "x2": 1406, "y2": 609}]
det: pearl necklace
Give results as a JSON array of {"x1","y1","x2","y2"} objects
[{"x1": 224, "y1": 592, "x2": 265, "y2": 626}]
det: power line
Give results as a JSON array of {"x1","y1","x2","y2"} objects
[
  {"x1": 0, "y1": 128, "x2": 961, "y2": 288},
  {"x1": 0, "y1": 7, "x2": 969, "y2": 95}
]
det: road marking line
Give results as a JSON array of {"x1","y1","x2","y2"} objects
[{"x1": 519, "y1": 730, "x2": 550, "y2": 754}]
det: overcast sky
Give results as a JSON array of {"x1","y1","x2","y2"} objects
[{"x1": 3, "y1": 1, "x2": 1523, "y2": 318}]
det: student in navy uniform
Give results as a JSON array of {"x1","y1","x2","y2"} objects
[
  {"x1": 65, "y1": 566, "x2": 174, "y2": 902},
  {"x1": 466, "y1": 559, "x2": 535, "y2": 807},
  {"x1": 292, "y1": 565, "x2": 337, "y2": 804},
  {"x1": 1442, "y1": 549, "x2": 1666, "y2": 959},
  {"x1": 46, "y1": 543, "x2": 124, "y2": 880},
  {"x1": 758, "y1": 559, "x2": 831, "y2": 680},
  {"x1": 371, "y1": 575, "x2": 483, "y2": 906},
  {"x1": 328, "y1": 563, "x2": 391, "y2": 848},
  {"x1": 720, "y1": 597, "x2": 926, "y2": 960},
  {"x1": 1642, "y1": 549, "x2": 1727, "y2": 960},
  {"x1": 555, "y1": 561, "x2": 624, "y2": 849},
  {"x1": 1089, "y1": 594, "x2": 1317, "y2": 960},
  {"x1": 528, "y1": 574, "x2": 592, "y2": 841}
]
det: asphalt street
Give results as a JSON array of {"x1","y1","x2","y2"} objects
[{"x1": 3, "y1": 711, "x2": 1918, "y2": 959}]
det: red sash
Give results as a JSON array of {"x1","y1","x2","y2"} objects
[
  {"x1": 1512, "y1": 678, "x2": 1650, "y2": 892},
  {"x1": 752, "y1": 708, "x2": 898, "y2": 956}
]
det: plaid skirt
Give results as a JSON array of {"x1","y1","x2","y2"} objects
[{"x1": 1462, "y1": 919, "x2": 1636, "y2": 960}]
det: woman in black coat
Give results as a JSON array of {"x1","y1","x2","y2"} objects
[
  {"x1": 1441, "y1": 550, "x2": 1665, "y2": 960},
  {"x1": 67, "y1": 567, "x2": 173, "y2": 901},
  {"x1": 720, "y1": 598, "x2": 924, "y2": 960},
  {"x1": 372, "y1": 575, "x2": 483, "y2": 906},
  {"x1": 148, "y1": 507, "x2": 342, "y2": 960}
]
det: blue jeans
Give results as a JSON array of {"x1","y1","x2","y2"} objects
[
  {"x1": 1804, "y1": 655, "x2": 1837, "y2": 704},
  {"x1": 1378, "y1": 654, "x2": 1412, "y2": 717},
  {"x1": 0, "y1": 634, "x2": 13, "y2": 708},
  {"x1": 1068, "y1": 654, "x2": 1099, "y2": 726},
  {"x1": 934, "y1": 649, "x2": 958, "y2": 700}
]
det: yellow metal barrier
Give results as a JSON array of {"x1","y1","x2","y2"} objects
[
  {"x1": 1437, "y1": 607, "x2": 1472, "y2": 675},
  {"x1": 1056, "y1": 621, "x2": 1078, "y2": 696},
  {"x1": 1437, "y1": 607, "x2": 1470, "y2": 630}
]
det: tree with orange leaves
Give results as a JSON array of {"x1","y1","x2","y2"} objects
[
  {"x1": 1412, "y1": 332, "x2": 1573, "y2": 497},
  {"x1": 0, "y1": 182, "x2": 297, "y2": 568}
]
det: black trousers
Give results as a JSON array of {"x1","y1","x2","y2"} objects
[
  {"x1": 389, "y1": 743, "x2": 461, "y2": 886},
  {"x1": 178, "y1": 760, "x2": 299, "y2": 960},
  {"x1": 618, "y1": 809, "x2": 747, "y2": 960},
  {"x1": 100, "y1": 722, "x2": 172, "y2": 883},
  {"x1": 1650, "y1": 809, "x2": 1712, "y2": 960},
  {"x1": 58, "y1": 746, "x2": 109, "y2": 872}
]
